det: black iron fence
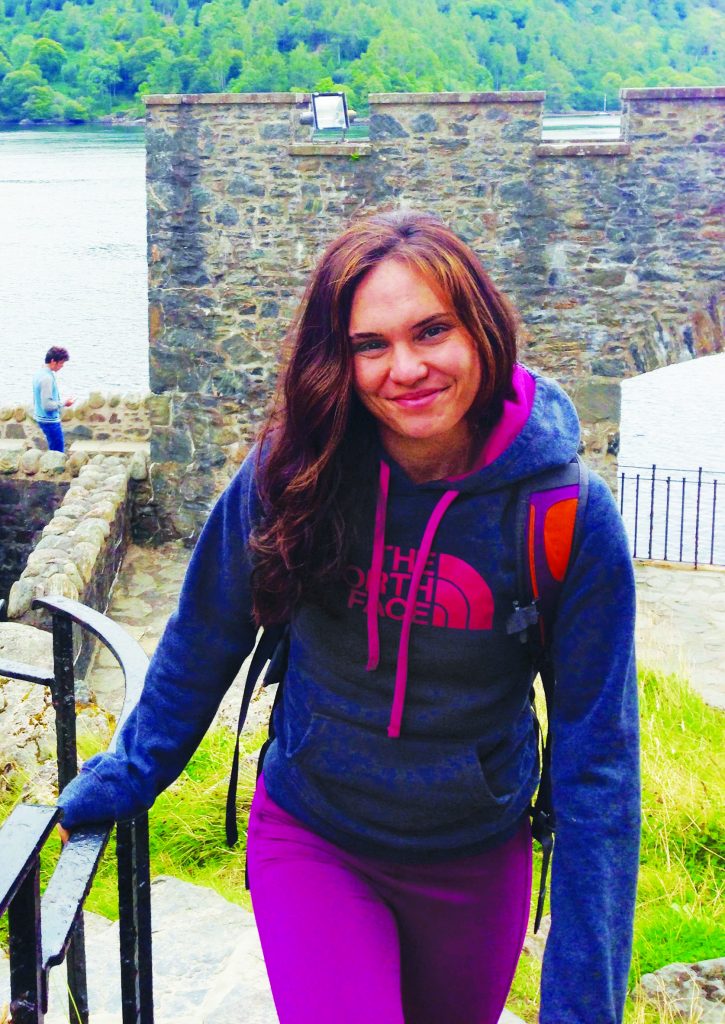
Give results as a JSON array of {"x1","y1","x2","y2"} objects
[
  {"x1": 619, "y1": 464, "x2": 724, "y2": 567},
  {"x1": 0, "y1": 595, "x2": 153, "y2": 1024}
]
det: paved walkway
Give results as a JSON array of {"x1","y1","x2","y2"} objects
[
  {"x1": 88, "y1": 543, "x2": 190, "y2": 718},
  {"x1": 634, "y1": 562, "x2": 725, "y2": 710}
]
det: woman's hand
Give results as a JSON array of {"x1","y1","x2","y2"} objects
[{"x1": 57, "y1": 823, "x2": 70, "y2": 845}]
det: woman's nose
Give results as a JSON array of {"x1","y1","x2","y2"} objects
[{"x1": 389, "y1": 343, "x2": 427, "y2": 385}]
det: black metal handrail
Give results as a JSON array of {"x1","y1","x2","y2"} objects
[
  {"x1": 0, "y1": 595, "x2": 153, "y2": 1024},
  {"x1": 619, "y1": 464, "x2": 724, "y2": 568}
]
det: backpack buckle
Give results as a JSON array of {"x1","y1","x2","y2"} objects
[
  {"x1": 506, "y1": 600, "x2": 539, "y2": 642},
  {"x1": 530, "y1": 806, "x2": 555, "y2": 844}
]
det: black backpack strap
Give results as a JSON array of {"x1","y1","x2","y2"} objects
[
  {"x1": 506, "y1": 456, "x2": 589, "y2": 932},
  {"x1": 531, "y1": 654, "x2": 555, "y2": 933},
  {"x1": 225, "y1": 623, "x2": 288, "y2": 847}
]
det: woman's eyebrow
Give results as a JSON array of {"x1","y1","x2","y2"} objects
[{"x1": 349, "y1": 313, "x2": 449, "y2": 342}]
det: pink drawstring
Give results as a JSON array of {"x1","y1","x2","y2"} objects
[
  {"x1": 365, "y1": 460, "x2": 390, "y2": 671},
  {"x1": 387, "y1": 489, "x2": 458, "y2": 738},
  {"x1": 364, "y1": 459, "x2": 459, "y2": 737}
]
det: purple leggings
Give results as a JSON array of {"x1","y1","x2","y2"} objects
[{"x1": 247, "y1": 778, "x2": 532, "y2": 1024}]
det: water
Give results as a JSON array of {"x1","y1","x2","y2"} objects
[
  {"x1": 0, "y1": 126, "x2": 148, "y2": 405},
  {"x1": 1, "y1": 126, "x2": 723, "y2": 561},
  {"x1": 541, "y1": 113, "x2": 622, "y2": 142}
]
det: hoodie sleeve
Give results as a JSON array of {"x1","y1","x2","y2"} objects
[
  {"x1": 57, "y1": 449, "x2": 263, "y2": 829},
  {"x1": 540, "y1": 472, "x2": 640, "y2": 1024}
]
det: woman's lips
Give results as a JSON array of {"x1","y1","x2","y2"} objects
[{"x1": 390, "y1": 388, "x2": 446, "y2": 409}]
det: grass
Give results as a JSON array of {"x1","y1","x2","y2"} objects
[{"x1": 1, "y1": 667, "x2": 723, "y2": 1022}]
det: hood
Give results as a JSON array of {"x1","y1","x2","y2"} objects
[{"x1": 365, "y1": 364, "x2": 581, "y2": 737}]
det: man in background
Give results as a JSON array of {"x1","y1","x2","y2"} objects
[{"x1": 33, "y1": 346, "x2": 74, "y2": 452}]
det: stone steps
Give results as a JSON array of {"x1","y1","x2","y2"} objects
[{"x1": 0, "y1": 875, "x2": 524, "y2": 1023}]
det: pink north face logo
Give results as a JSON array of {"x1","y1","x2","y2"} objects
[{"x1": 344, "y1": 545, "x2": 494, "y2": 630}]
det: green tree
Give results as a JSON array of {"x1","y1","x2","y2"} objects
[
  {"x1": 121, "y1": 35, "x2": 167, "y2": 92},
  {"x1": 232, "y1": 50, "x2": 288, "y2": 92},
  {"x1": 29, "y1": 36, "x2": 66, "y2": 78},
  {"x1": 0, "y1": 63, "x2": 45, "y2": 115},
  {"x1": 62, "y1": 95, "x2": 88, "y2": 121},
  {"x1": 22, "y1": 82, "x2": 59, "y2": 118},
  {"x1": 9, "y1": 33, "x2": 36, "y2": 65},
  {"x1": 287, "y1": 41, "x2": 325, "y2": 90}
]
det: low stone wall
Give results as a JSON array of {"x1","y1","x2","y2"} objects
[
  {"x1": 0, "y1": 475, "x2": 69, "y2": 611},
  {"x1": 4, "y1": 449, "x2": 150, "y2": 677},
  {"x1": 0, "y1": 392, "x2": 150, "y2": 447}
]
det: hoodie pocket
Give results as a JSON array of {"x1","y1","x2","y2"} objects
[{"x1": 287, "y1": 712, "x2": 507, "y2": 836}]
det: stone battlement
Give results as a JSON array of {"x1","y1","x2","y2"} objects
[{"x1": 140, "y1": 85, "x2": 723, "y2": 538}]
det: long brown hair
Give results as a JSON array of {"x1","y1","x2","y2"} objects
[{"x1": 250, "y1": 210, "x2": 519, "y2": 624}]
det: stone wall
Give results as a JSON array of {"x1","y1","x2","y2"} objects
[
  {"x1": 2, "y1": 449, "x2": 150, "y2": 675},
  {"x1": 0, "y1": 392, "x2": 150, "y2": 447},
  {"x1": 139, "y1": 86, "x2": 723, "y2": 537},
  {"x1": 0, "y1": 476, "x2": 69, "y2": 609}
]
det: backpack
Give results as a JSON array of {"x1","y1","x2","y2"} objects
[
  {"x1": 226, "y1": 456, "x2": 589, "y2": 934},
  {"x1": 505, "y1": 455, "x2": 589, "y2": 931}
]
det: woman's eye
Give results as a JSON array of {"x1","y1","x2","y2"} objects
[
  {"x1": 421, "y1": 324, "x2": 449, "y2": 340},
  {"x1": 352, "y1": 339, "x2": 386, "y2": 355}
]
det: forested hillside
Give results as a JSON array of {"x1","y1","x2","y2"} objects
[{"x1": 0, "y1": 0, "x2": 722, "y2": 123}]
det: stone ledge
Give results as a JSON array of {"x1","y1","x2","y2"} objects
[
  {"x1": 621, "y1": 86, "x2": 725, "y2": 101},
  {"x1": 370, "y1": 91, "x2": 545, "y2": 105},
  {"x1": 0, "y1": 439, "x2": 30, "y2": 451},
  {"x1": 289, "y1": 143, "x2": 372, "y2": 157},
  {"x1": 145, "y1": 92, "x2": 306, "y2": 107},
  {"x1": 635, "y1": 559, "x2": 725, "y2": 575},
  {"x1": 536, "y1": 142, "x2": 631, "y2": 158},
  {"x1": 69, "y1": 440, "x2": 150, "y2": 456}
]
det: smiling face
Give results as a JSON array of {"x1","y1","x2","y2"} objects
[{"x1": 349, "y1": 258, "x2": 482, "y2": 478}]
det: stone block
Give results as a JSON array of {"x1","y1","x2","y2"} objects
[
  {"x1": 7, "y1": 578, "x2": 37, "y2": 619},
  {"x1": 147, "y1": 394, "x2": 171, "y2": 426},
  {"x1": 70, "y1": 542, "x2": 100, "y2": 584},
  {"x1": 585, "y1": 266, "x2": 627, "y2": 289},
  {"x1": 572, "y1": 377, "x2": 621, "y2": 424},
  {"x1": 38, "y1": 451, "x2": 67, "y2": 473},
  {"x1": 20, "y1": 449, "x2": 42, "y2": 475},
  {"x1": 0, "y1": 452, "x2": 20, "y2": 474},
  {"x1": 129, "y1": 452, "x2": 148, "y2": 480},
  {"x1": 636, "y1": 958, "x2": 725, "y2": 1023},
  {"x1": 46, "y1": 572, "x2": 80, "y2": 601}
]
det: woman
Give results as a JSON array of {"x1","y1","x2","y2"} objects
[{"x1": 58, "y1": 212, "x2": 640, "y2": 1024}]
